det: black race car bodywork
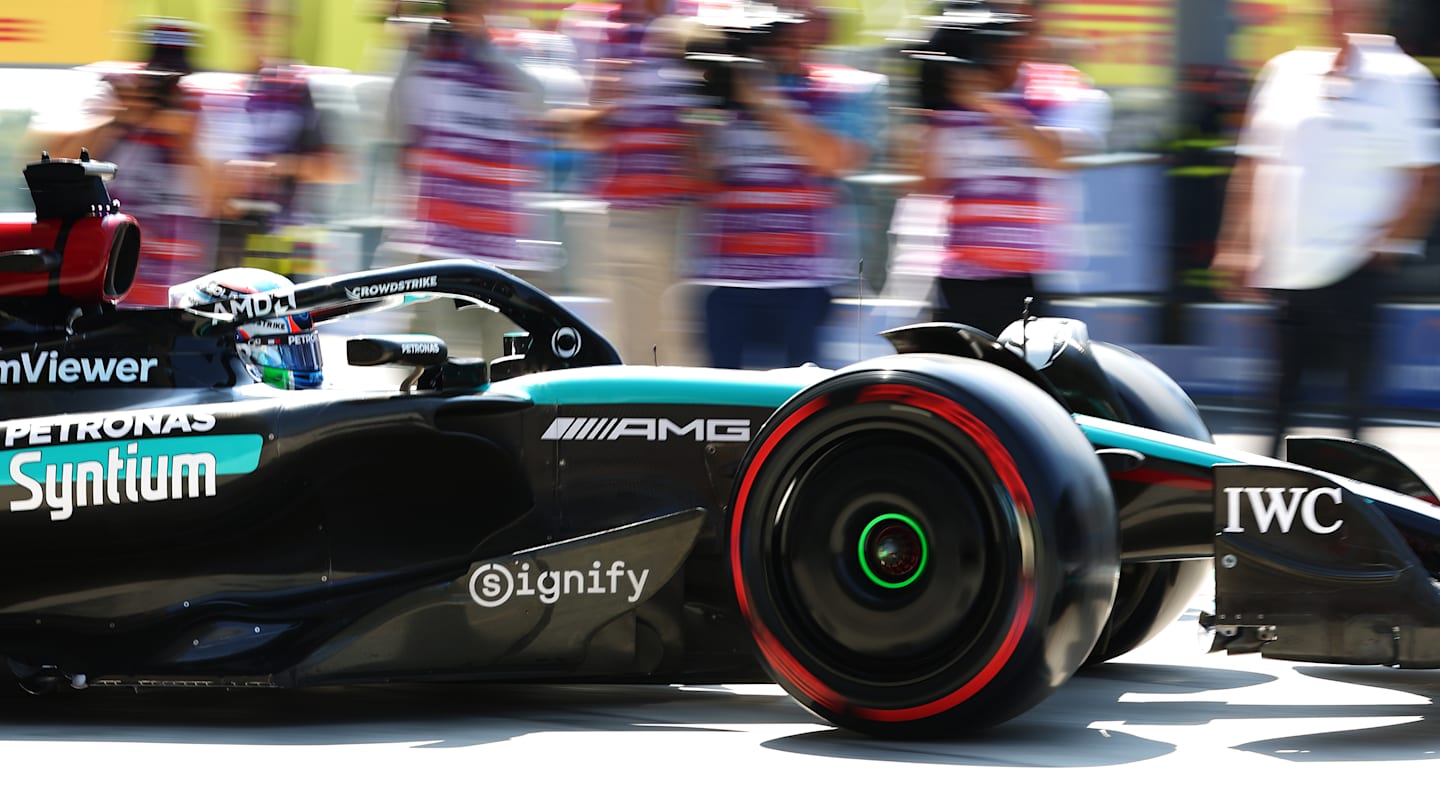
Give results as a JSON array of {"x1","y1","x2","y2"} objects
[{"x1": 5, "y1": 155, "x2": 1440, "y2": 737}]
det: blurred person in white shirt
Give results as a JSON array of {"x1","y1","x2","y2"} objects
[{"x1": 1213, "y1": 0, "x2": 1440, "y2": 457}]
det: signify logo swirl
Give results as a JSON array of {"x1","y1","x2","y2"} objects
[
  {"x1": 468, "y1": 560, "x2": 650, "y2": 608},
  {"x1": 2, "y1": 435, "x2": 263, "y2": 521}
]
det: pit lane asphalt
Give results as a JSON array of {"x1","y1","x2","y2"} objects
[{"x1": 5, "y1": 387, "x2": 1440, "y2": 808}]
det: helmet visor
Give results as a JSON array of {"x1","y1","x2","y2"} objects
[{"x1": 246, "y1": 329, "x2": 323, "y2": 386}]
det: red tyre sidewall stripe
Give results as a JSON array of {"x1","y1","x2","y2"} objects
[
  {"x1": 731, "y1": 381, "x2": 1038, "y2": 724},
  {"x1": 730, "y1": 395, "x2": 850, "y2": 711}
]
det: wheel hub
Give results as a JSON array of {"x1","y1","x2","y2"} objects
[{"x1": 859, "y1": 513, "x2": 928, "y2": 589}]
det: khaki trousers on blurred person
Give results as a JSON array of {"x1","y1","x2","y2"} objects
[{"x1": 602, "y1": 205, "x2": 703, "y2": 367}]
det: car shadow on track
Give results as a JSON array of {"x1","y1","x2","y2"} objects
[
  {"x1": 765, "y1": 659, "x2": 1440, "y2": 766},
  {"x1": 1228, "y1": 666, "x2": 1440, "y2": 762},
  {"x1": 2, "y1": 660, "x2": 1435, "y2": 763},
  {"x1": 763, "y1": 662, "x2": 1275, "y2": 767},
  {"x1": 0, "y1": 681, "x2": 819, "y2": 748},
  {"x1": 0, "y1": 662, "x2": 1265, "y2": 760}
]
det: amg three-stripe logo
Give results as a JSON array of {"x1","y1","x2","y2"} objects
[
  {"x1": 1221, "y1": 486, "x2": 1344, "y2": 534},
  {"x1": 542, "y1": 417, "x2": 751, "y2": 442}
]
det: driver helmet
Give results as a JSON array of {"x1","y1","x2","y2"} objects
[{"x1": 169, "y1": 267, "x2": 323, "y2": 390}]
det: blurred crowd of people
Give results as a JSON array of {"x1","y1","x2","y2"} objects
[
  {"x1": 32, "y1": 3, "x2": 341, "y2": 307},
  {"x1": 19, "y1": 0, "x2": 1119, "y2": 368},
  {"x1": 18, "y1": 0, "x2": 1440, "y2": 450}
]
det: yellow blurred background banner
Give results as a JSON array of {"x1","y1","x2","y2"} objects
[
  {"x1": 1228, "y1": 0, "x2": 1326, "y2": 71},
  {"x1": 1045, "y1": 1, "x2": 1175, "y2": 88},
  {"x1": 0, "y1": 0, "x2": 130, "y2": 65},
  {"x1": 0, "y1": 0, "x2": 1368, "y2": 82},
  {"x1": 0, "y1": 0, "x2": 400, "y2": 73}
]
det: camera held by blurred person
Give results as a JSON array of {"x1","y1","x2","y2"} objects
[{"x1": 1212, "y1": 0, "x2": 1440, "y2": 457}]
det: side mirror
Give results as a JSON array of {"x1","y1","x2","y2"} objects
[
  {"x1": 346, "y1": 334, "x2": 448, "y2": 367},
  {"x1": 346, "y1": 334, "x2": 448, "y2": 392}
]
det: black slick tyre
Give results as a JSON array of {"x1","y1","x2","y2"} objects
[
  {"x1": 730, "y1": 355, "x2": 1118, "y2": 737},
  {"x1": 1083, "y1": 342, "x2": 1215, "y2": 666}
]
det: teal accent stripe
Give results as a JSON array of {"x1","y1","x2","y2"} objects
[
  {"x1": 0, "y1": 435, "x2": 264, "y2": 485},
  {"x1": 1077, "y1": 418, "x2": 1240, "y2": 469},
  {"x1": 486, "y1": 367, "x2": 826, "y2": 408}
]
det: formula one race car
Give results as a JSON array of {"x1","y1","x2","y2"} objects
[{"x1": 4, "y1": 154, "x2": 1440, "y2": 738}]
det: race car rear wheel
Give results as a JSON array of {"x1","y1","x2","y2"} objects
[
  {"x1": 1083, "y1": 342, "x2": 1214, "y2": 666},
  {"x1": 730, "y1": 356, "x2": 1118, "y2": 737}
]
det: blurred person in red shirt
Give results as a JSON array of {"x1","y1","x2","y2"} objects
[
  {"x1": 45, "y1": 19, "x2": 220, "y2": 309},
  {"x1": 211, "y1": 0, "x2": 344, "y2": 280},
  {"x1": 380, "y1": 0, "x2": 553, "y2": 357},
  {"x1": 904, "y1": 1, "x2": 1109, "y2": 337},
  {"x1": 691, "y1": 3, "x2": 886, "y2": 369},
  {"x1": 570, "y1": 2, "x2": 713, "y2": 365},
  {"x1": 383, "y1": 0, "x2": 549, "y2": 270}
]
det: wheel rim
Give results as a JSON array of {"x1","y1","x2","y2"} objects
[{"x1": 762, "y1": 414, "x2": 1017, "y2": 684}]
